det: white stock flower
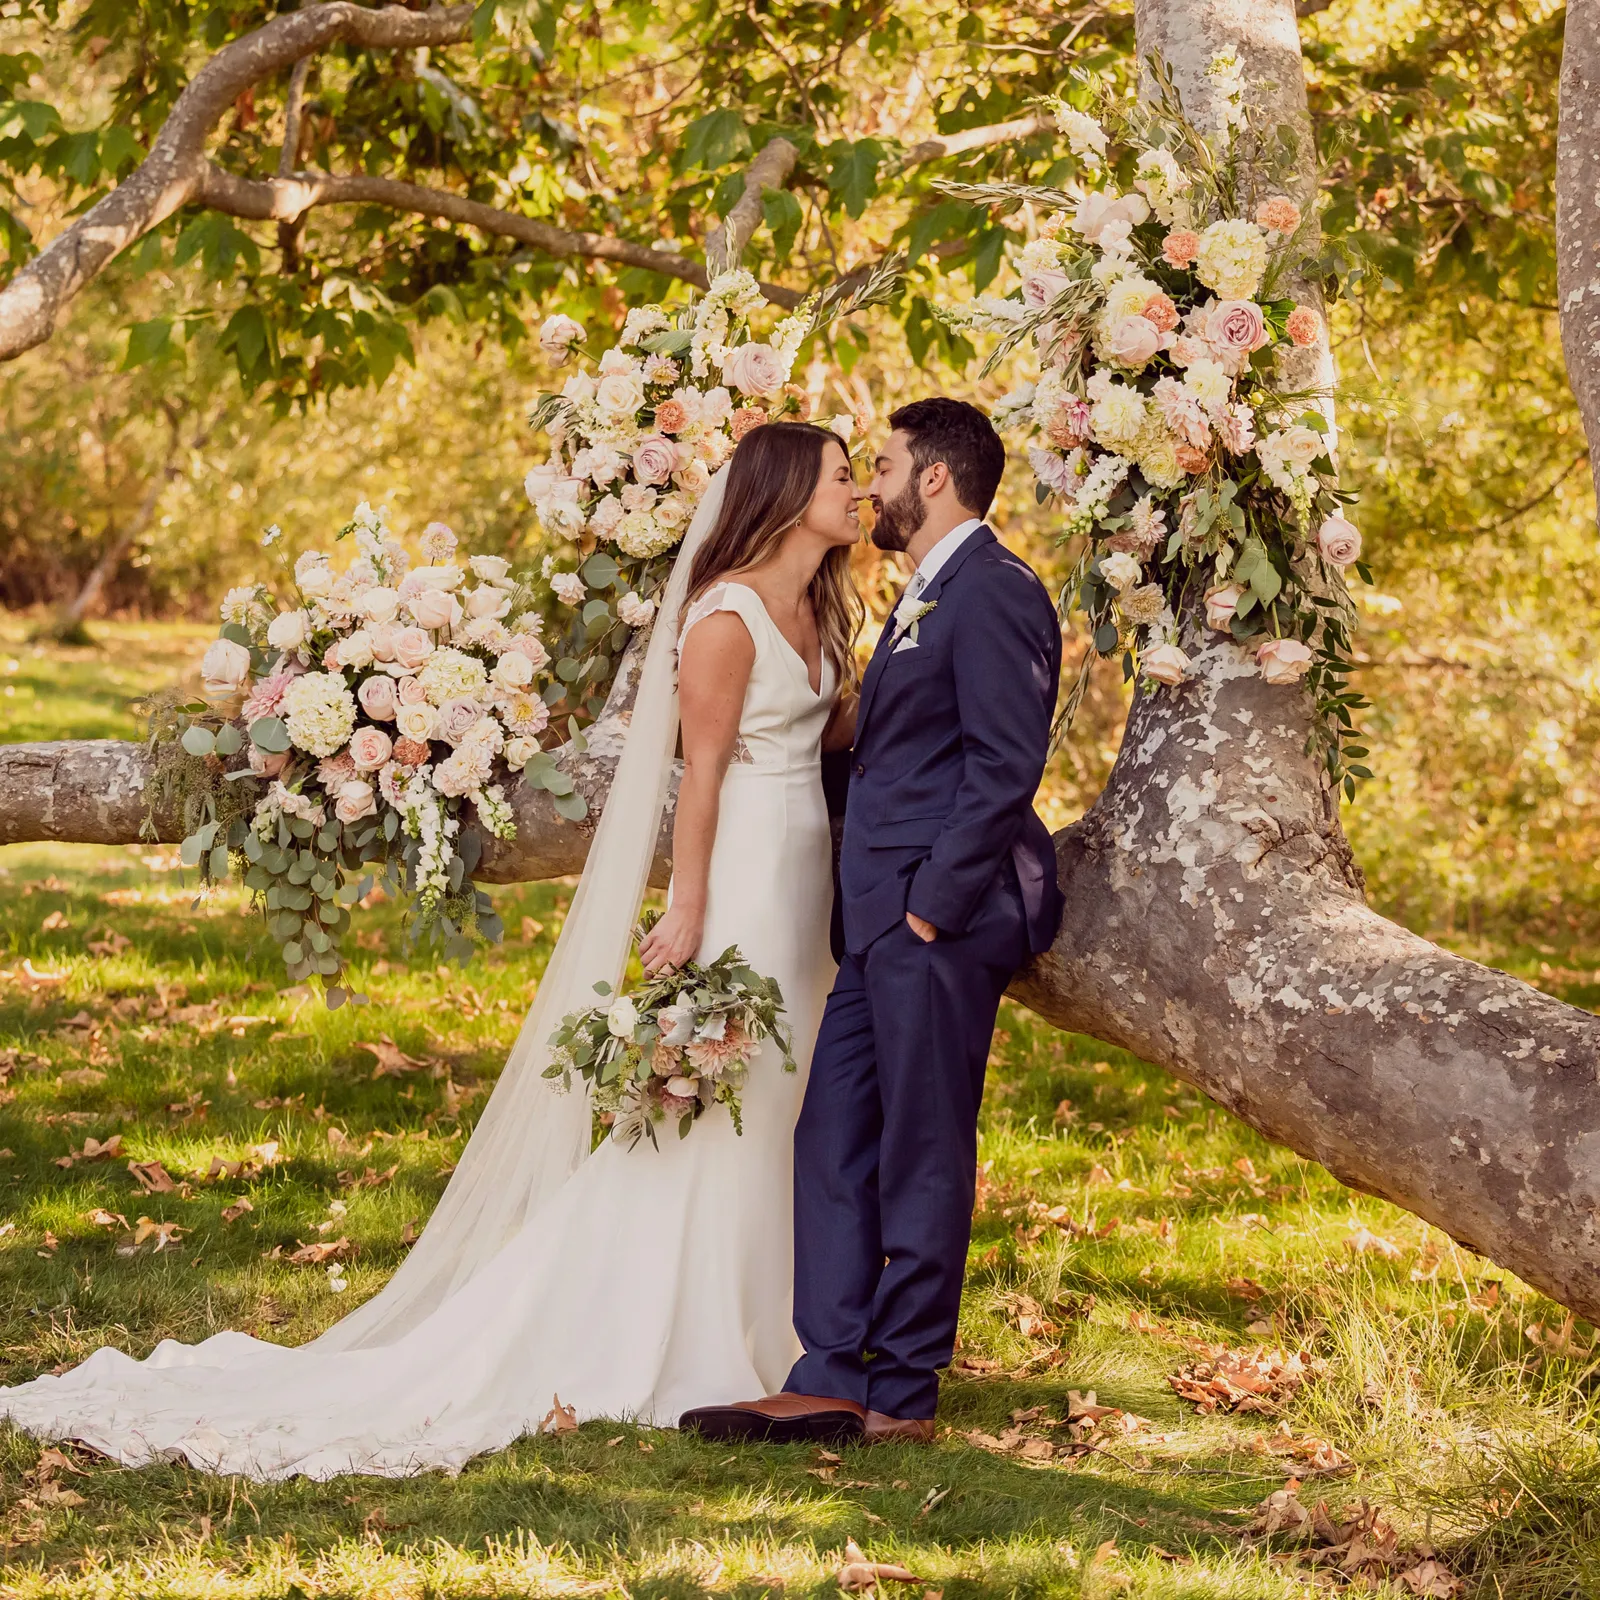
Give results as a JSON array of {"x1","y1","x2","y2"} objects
[{"x1": 1053, "y1": 105, "x2": 1108, "y2": 162}]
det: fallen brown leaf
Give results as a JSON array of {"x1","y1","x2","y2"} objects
[
  {"x1": 83, "y1": 1208, "x2": 128, "y2": 1230},
  {"x1": 131, "y1": 1216, "x2": 185, "y2": 1251},
  {"x1": 1169, "y1": 1344, "x2": 1325, "y2": 1415},
  {"x1": 127, "y1": 1158, "x2": 177, "y2": 1193},
  {"x1": 221, "y1": 1198, "x2": 254, "y2": 1224},
  {"x1": 539, "y1": 1394, "x2": 579, "y2": 1434}
]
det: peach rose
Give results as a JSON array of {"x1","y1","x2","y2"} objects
[
  {"x1": 1162, "y1": 229, "x2": 1200, "y2": 268},
  {"x1": 1257, "y1": 637, "x2": 1314, "y2": 683},
  {"x1": 367, "y1": 622, "x2": 399, "y2": 662},
  {"x1": 396, "y1": 674, "x2": 428, "y2": 706},
  {"x1": 201, "y1": 638, "x2": 251, "y2": 701},
  {"x1": 357, "y1": 674, "x2": 399, "y2": 721},
  {"x1": 1316, "y1": 513, "x2": 1362, "y2": 567},
  {"x1": 334, "y1": 778, "x2": 378, "y2": 823},
  {"x1": 392, "y1": 628, "x2": 434, "y2": 672},
  {"x1": 248, "y1": 744, "x2": 289, "y2": 778},
  {"x1": 1285, "y1": 306, "x2": 1322, "y2": 347},
  {"x1": 1204, "y1": 584, "x2": 1244, "y2": 631},
  {"x1": 1142, "y1": 641, "x2": 1191, "y2": 685},
  {"x1": 504, "y1": 634, "x2": 551, "y2": 673}
]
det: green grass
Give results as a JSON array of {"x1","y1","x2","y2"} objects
[{"x1": 1, "y1": 623, "x2": 1597, "y2": 1598}]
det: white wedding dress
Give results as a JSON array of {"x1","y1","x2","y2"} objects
[{"x1": 0, "y1": 579, "x2": 837, "y2": 1479}]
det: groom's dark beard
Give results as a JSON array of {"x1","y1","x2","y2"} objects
[{"x1": 870, "y1": 480, "x2": 926, "y2": 553}]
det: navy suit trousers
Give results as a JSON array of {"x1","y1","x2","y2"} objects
[{"x1": 784, "y1": 868, "x2": 1030, "y2": 1419}]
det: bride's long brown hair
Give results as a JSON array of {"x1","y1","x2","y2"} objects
[{"x1": 685, "y1": 422, "x2": 865, "y2": 684}]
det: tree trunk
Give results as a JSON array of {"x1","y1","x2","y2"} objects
[
  {"x1": 3, "y1": 0, "x2": 1598, "y2": 1325},
  {"x1": 1559, "y1": 0, "x2": 1600, "y2": 510}
]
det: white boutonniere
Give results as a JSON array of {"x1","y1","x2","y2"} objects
[{"x1": 891, "y1": 594, "x2": 937, "y2": 645}]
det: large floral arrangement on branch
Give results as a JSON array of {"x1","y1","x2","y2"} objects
[
  {"x1": 152, "y1": 505, "x2": 564, "y2": 1003},
  {"x1": 944, "y1": 52, "x2": 1372, "y2": 793},
  {"x1": 524, "y1": 263, "x2": 897, "y2": 718}
]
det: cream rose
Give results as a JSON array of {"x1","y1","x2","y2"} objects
[
  {"x1": 468, "y1": 554, "x2": 513, "y2": 585},
  {"x1": 538, "y1": 313, "x2": 586, "y2": 362},
  {"x1": 338, "y1": 630, "x2": 375, "y2": 671},
  {"x1": 1278, "y1": 425, "x2": 1325, "y2": 467},
  {"x1": 357, "y1": 674, "x2": 399, "y2": 721},
  {"x1": 1316, "y1": 513, "x2": 1362, "y2": 567},
  {"x1": 631, "y1": 433, "x2": 679, "y2": 486},
  {"x1": 266, "y1": 609, "x2": 312, "y2": 652},
  {"x1": 491, "y1": 651, "x2": 536, "y2": 691},
  {"x1": 409, "y1": 588, "x2": 458, "y2": 633},
  {"x1": 595, "y1": 370, "x2": 646, "y2": 418},
  {"x1": 357, "y1": 587, "x2": 401, "y2": 627},
  {"x1": 721, "y1": 341, "x2": 788, "y2": 399},
  {"x1": 675, "y1": 457, "x2": 711, "y2": 496},
  {"x1": 201, "y1": 638, "x2": 251, "y2": 694},
  {"x1": 1100, "y1": 552, "x2": 1143, "y2": 592},
  {"x1": 1205, "y1": 584, "x2": 1244, "y2": 631},
  {"x1": 347, "y1": 726, "x2": 393, "y2": 772},
  {"x1": 396, "y1": 674, "x2": 428, "y2": 706},
  {"x1": 464, "y1": 585, "x2": 511, "y2": 621},
  {"x1": 396, "y1": 702, "x2": 437, "y2": 743},
  {"x1": 1142, "y1": 641, "x2": 1192, "y2": 685},
  {"x1": 1257, "y1": 637, "x2": 1314, "y2": 683}
]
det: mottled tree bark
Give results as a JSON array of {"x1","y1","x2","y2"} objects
[
  {"x1": 3, "y1": 0, "x2": 1599, "y2": 1324},
  {"x1": 1559, "y1": 0, "x2": 1600, "y2": 510}
]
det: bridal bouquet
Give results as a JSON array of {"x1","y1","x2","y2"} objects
[
  {"x1": 149, "y1": 504, "x2": 566, "y2": 1001},
  {"x1": 944, "y1": 52, "x2": 1371, "y2": 793},
  {"x1": 545, "y1": 915, "x2": 795, "y2": 1150}
]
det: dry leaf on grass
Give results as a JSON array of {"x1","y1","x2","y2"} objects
[
  {"x1": 1245, "y1": 1491, "x2": 1462, "y2": 1594},
  {"x1": 131, "y1": 1217, "x2": 185, "y2": 1251},
  {"x1": 1250, "y1": 1422, "x2": 1351, "y2": 1474},
  {"x1": 86, "y1": 929, "x2": 131, "y2": 957},
  {"x1": 83, "y1": 1208, "x2": 128, "y2": 1230},
  {"x1": 286, "y1": 1236, "x2": 352, "y2": 1265},
  {"x1": 221, "y1": 1198, "x2": 254, "y2": 1223},
  {"x1": 1168, "y1": 1344, "x2": 1325, "y2": 1415},
  {"x1": 539, "y1": 1394, "x2": 579, "y2": 1434},
  {"x1": 837, "y1": 1539, "x2": 921, "y2": 1591},
  {"x1": 357, "y1": 1037, "x2": 435, "y2": 1079},
  {"x1": 127, "y1": 1158, "x2": 177, "y2": 1193}
]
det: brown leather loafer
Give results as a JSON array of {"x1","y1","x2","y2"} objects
[
  {"x1": 680, "y1": 1393, "x2": 866, "y2": 1444},
  {"x1": 863, "y1": 1410, "x2": 936, "y2": 1445}
]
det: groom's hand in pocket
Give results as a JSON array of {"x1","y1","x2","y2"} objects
[{"x1": 905, "y1": 912, "x2": 938, "y2": 943}]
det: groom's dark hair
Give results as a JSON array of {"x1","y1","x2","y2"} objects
[{"x1": 888, "y1": 397, "x2": 1006, "y2": 516}]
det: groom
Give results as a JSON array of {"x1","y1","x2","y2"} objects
[{"x1": 683, "y1": 397, "x2": 1064, "y2": 1445}]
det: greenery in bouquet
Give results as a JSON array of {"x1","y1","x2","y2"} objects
[
  {"x1": 524, "y1": 262, "x2": 900, "y2": 719},
  {"x1": 545, "y1": 914, "x2": 795, "y2": 1150},
  {"x1": 943, "y1": 51, "x2": 1373, "y2": 795},
  {"x1": 145, "y1": 504, "x2": 578, "y2": 1003}
]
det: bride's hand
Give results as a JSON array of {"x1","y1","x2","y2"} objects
[{"x1": 639, "y1": 904, "x2": 704, "y2": 973}]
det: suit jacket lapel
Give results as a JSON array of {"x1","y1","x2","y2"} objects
[{"x1": 854, "y1": 526, "x2": 995, "y2": 742}]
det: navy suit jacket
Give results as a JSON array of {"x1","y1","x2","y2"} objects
[{"x1": 836, "y1": 525, "x2": 1064, "y2": 958}]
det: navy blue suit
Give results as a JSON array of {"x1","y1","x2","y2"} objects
[{"x1": 785, "y1": 525, "x2": 1063, "y2": 1419}]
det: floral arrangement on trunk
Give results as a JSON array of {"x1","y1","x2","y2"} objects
[
  {"x1": 545, "y1": 915, "x2": 795, "y2": 1150},
  {"x1": 943, "y1": 52, "x2": 1372, "y2": 794},
  {"x1": 523, "y1": 262, "x2": 895, "y2": 719}
]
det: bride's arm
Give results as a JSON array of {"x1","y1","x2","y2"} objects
[
  {"x1": 638, "y1": 611, "x2": 755, "y2": 974},
  {"x1": 822, "y1": 689, "x2": 858, "y2": 752}
]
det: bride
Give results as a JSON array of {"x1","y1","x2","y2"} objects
[{"x1": 0, "y1": 420, "x2": 864, "y2": 1479}]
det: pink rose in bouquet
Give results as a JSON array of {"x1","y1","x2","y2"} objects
[
  {"x1": 1257, "y1": 637, "x2": 1314, "y2": 683},
  {"x1": 631, "y1": 434, "x2": 679, "y2": 486},
  {"x1": 722, "y1": 342, "x2": 787, "y2": 399},
  {"x1": 348, "y1": 726, "x2": 393, "y2": 772},
  {"x1": 436, "y1": 697, "x2": 485, "y2": 747},
  {"x1": 1107, "y1": 316, "x2": 1160, "y2": 367},
  {"x1": 1316, "y1": 513, "x2": 1362, "y2": 566},
  {"x1": 334, "y1": 778, "x2": 378, "y2": 823},
  {"x1": 357, "y1": 674, "x2": 399, "y2": 721},
  {"x1": 392, "y1": 627, "x2": 434, "y2": 672},
  {"x1": 396, "y1": 674, "x2": 429, "y2": 706},
  {"x1": 408, "y1": 588, "x2": 459, "y2": 631}
]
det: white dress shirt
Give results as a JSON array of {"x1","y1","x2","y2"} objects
[{"x1": 903, "y1": 516, "x2": 985, "y2": 605}]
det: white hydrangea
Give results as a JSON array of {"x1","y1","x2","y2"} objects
[
  {"x1": 1195, "y1": 219, "x2": 1268, "y2": 300},
  {"x1": 280, "y1": 671, "x2": 357, "y2": 758},
  {"x1": 416, "y1": 646, "x2": 489, "y2": 707},
  {"x1": 616, "y1": 512, "x2": 677, "y2": 558}
]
